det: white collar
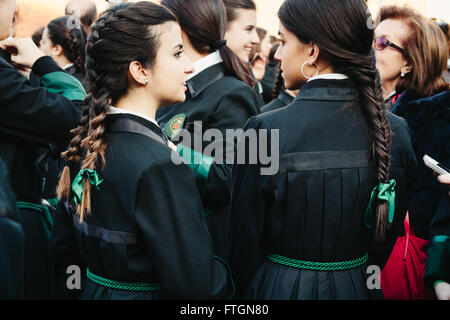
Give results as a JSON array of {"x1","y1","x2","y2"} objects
[
  {"x1": 63, "y1": 63, "x2": 74, "y2": 70},
  {"x1": 187, "y1": 51, "x2": 223, "y2": 80},
  {"x1": 307, "y1": 73, "x2": 349, "y2": 82},
  {"x1": 385, "y1": 90, "x2": 397, "y2": 101},
  {"x1": 108, "y1": 106, "x2": 160, "y2": 127}
]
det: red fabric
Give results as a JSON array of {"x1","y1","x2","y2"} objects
[
  {"x1": 391, "y1": 93, "x2": 401, "y2": 105},
  {"x1": 380, "y1": 212, "x2": 434, "y2": 299}
]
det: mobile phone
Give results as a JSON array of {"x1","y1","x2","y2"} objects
[{"x1": 423, "y1": 155, "x2": 450, "y2": 175}]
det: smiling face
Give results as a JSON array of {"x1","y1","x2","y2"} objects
[
  {"x1": 274, "y1": 22, "x2": 314, "y2": 90},
  {"x1": 225, "y1": 8, "x2": 259, "y2": 63},
  {"x1": 148, "y1": 22, "x2": 194, "y2": 106},
  {"x1": 374, "y1": 18, "x2": 411, "y2": 94},
  {"x1": 0, "y1": 0, "x2": 16, "y2": 40}
]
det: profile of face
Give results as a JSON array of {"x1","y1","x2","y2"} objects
[
  {"x1": 374, "y1": 18, "x2": 412, "y2": 91},
  {"x1": 274, "y1": 22, "x2": 317, "y2": 90},
  {"x1": 225, "y1": 9, "x2": 259, "y2": 63},
  {"x1": 0, "y1": 0, "x2": 17, "y2": 40},
  {"x1": 147, "y1": 22, "x2": 194, "y2": 106},
  {"x1": 39, "y1": 27, "x2": 56, "y2": 56}
]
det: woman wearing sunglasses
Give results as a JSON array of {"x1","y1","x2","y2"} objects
[{"x1": 375, "y1": 6, "x2": 450, "y2": 299}]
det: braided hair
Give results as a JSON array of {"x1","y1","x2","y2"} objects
[
  {"x1": 47, "y1": 16, "x2": 87, "y2": 75},
  {"x1": 57, "y1": 2, "x2": 177, "y2": 222},
  {"x1": 279, "y1": 0, "x2": 393, "y2": 240}
]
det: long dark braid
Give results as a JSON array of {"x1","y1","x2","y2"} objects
[
  {"x1": 272, "y1": 68, "x2": 284, "y2": 99},
  {"x1": 279, "y1": 0, "x2": 393, "y2": 240},
  {"x1": 57, "y1": 2, "x2": 177, "y2": 222}
]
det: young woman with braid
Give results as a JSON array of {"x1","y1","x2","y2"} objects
[
  {"x1": 40, "y1": 16, "x2": 88, "y2": 90},
  {"x1": 228, "y1": 0, "x2": 417, "y2": 299},
  {"x1": 51, "y1": 2, "x2": 233, "y2": 300},
  {"x1": 156, "y1": 0, "x2": 259, "y2": 260}
]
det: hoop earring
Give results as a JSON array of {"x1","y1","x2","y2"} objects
[{"x1": 301, "y1": 62, "x2": 319, "y2": 79}]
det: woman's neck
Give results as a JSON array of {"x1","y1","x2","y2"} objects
[
  {"x1": 381, "y1": 80, "x2": 398, "y2": 99},
  {"x1": 115, "y1": 90, "x2": 158, "y2": 121},
  {"x1": 54, "y1": 55, "x2": 72, "y2": 69}
]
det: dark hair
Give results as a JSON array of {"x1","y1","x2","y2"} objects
[
  {"x1": 47, "y1": 16, "x2": 87, "y2": 75},
  {"x1": 57, "y1": 2, "x2": 177, "y2": 221},
  {"x1": 279, "y1": 0, "x2": 393, "y2": 240},
  {"x1": 378, "y1": 6, "x2": 449, "y2": 98},
  {"x1": 223, "y1": 0, "x2": 256, "y2": 23},
  {"x1": 32, "y1": 26, "x2": 45, "y2": 47},
  {"x1": 162, "y1": 0, "x2": 254, "y2": 87}
]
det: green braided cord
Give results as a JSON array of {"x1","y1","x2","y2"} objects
[
  {"x1": 16, "y1": 201, "x2": 43, "y2": 212},
  {"x1": 86, "y1": 268, "x2": 165, "y2": 292},
  {"x1": 16, "y1": 201, "x2": 54, "y2": 240},
  {"x1": 266, "y1": 253, "x2": 369, "y2": 271}
]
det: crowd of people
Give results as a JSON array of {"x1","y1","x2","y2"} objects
[{"x1": 0, "y1": 0, "x2": 449, "y2": 300}]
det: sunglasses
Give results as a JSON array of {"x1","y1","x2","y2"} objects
[{"x1": 373, "y1": 36, "x2": 404, "y2": 53}]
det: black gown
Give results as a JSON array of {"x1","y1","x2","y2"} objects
[
  {"x1": 0, "y1": 158, "x2": 24, "y2": 299},
  {"x1": 261, "y1": 90, "x2": 294, "y2": 114},
  {"x1": 51, "y1": 113, "x2": 234, "y2": 300},
  {"x1": 157, "y1": 62, "x2": 260, "y2": 259},
  {"x1": 229, "y1": 79, "x2": 417, "y2": 299},
  {"x1": 0, "y1": 49, "x2": 85, "y2": 299}
]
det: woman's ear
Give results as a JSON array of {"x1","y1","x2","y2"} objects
[
  {"x1": 129, "y1": 61, "x2": 150, "y2": 86},
  {"x1": 54, "y1": 44, "x2": 64, "y2": 57},
  {"x1": 308, "y1": 43, "x2": 320, "y2": 65},
  {"x1": 401, "y1": 64, "x2": 413, "y2": 75}
]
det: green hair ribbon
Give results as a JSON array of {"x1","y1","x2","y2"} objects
[
  {"x1": 71, "y1": 169, "x2": 104, "y2": 205},
  {"x1": 364, "y1": 179, "x2": 396, "y2": 229}
]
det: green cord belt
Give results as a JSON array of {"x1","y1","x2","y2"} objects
[
  {"x1": 16, "y1": 201, "x2": 54, "y2": 240},
  {"x1": 86, "y1": 268, "x2": 165, "y2": 292},
  {"x1": 16, "y1": 201, "x2": 44, "y2": 212},
  {"x1": 266, "y1": 253, "x2": 369, "y2": 271}
]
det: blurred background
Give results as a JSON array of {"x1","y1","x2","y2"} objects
[{"x1": 13, "y1": 0, "x2": 450, "y2": 38}]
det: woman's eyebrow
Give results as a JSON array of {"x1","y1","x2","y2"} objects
[{"x1": 173, "y1": 44, "x2": 183, "y2": 51}]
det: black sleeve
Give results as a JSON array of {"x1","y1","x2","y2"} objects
[
  {"x1": 0, "y1": 56, "x2": 84, "y2": 146},
  {"x1": 228, "y1": 116, "x2": 268, "y2": 294},
  {"x1": 134, "y1": 158, "x2": 233, "y2": 299},
  {"x1": 210, "y1": 85, "x2": 260, "y2": 137}
]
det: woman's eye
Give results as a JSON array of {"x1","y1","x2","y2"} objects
[{"x1": 175, "y1": 50, "x2": 183, "y2": 58}]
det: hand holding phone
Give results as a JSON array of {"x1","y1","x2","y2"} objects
[{"x1": 423, "y1": 155, "x2": 450, "y2": 175}]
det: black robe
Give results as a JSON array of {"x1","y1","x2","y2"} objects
[
  {"x1": 0, "y1": 49, "x2": 85, "y2": 299},
  {"x1": 229, "y1": 79, "x2": 417, "y2": 299},
  {"x1": 157, "y1": 62, "x2": 260, "y2": 259},
  {"x1": 0, "y1": 158, "x2": 24, "y2": 299},
  {"x1": 51, "y1": 114, "x2": 233, "y2": 300},
  {"x1": 391, "y1": 89, "x2": 450, "y2": 239},
  {"x1": 261, "y1": 90, "x2": 294, "y2": 114}
]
